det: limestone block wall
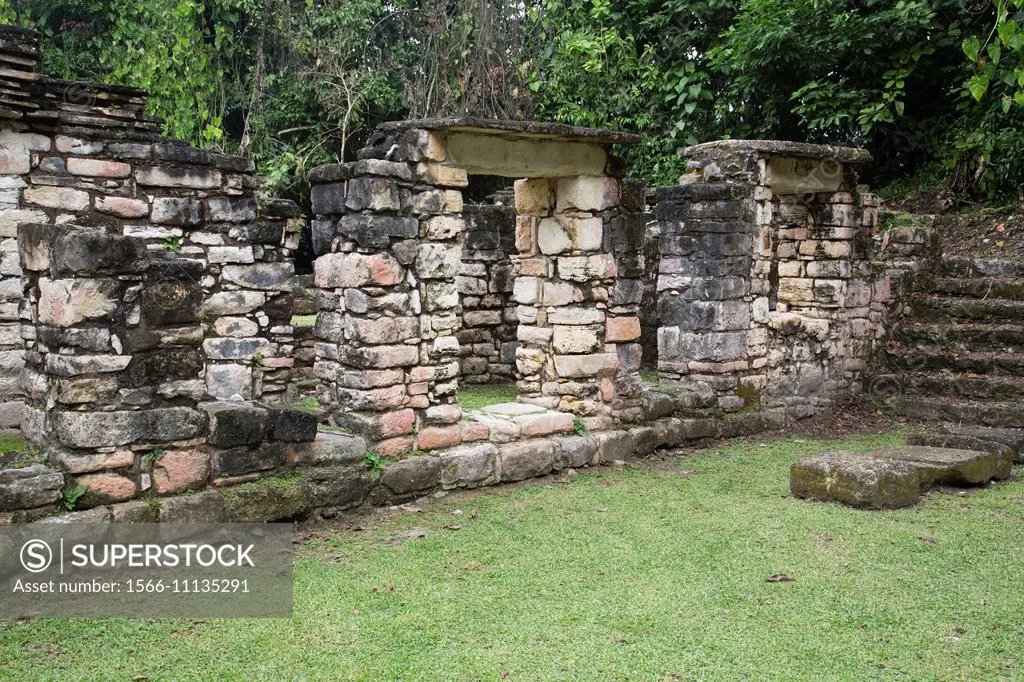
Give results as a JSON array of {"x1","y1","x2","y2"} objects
[
  {"x1": 511, "y1": 175, "x2": 646, "y2": 426},
  {"x1": 0, "y1": 26, "x2": 300, "y2": 423},
  {"x1": 309, "y1": 155, "x2": 468, "y2": 458},
  {"x1": 656, "y1": 140, "x2": 890, "y2": 416},
  {"x1": 457, "y1": 203, "x2": 517, "y2": 384}
]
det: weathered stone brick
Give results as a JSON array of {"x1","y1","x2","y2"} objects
[
  {"x1": 23, "y1": 187, "x2": 90, "y2": 210},
  {"x1": 552, "y1": 325, "x2": 601, "y2": 353},
  {"x1": 552, "y1": 353, "x2": 617, "y2": 378},
  {"x1": 136, "y1": 166, "x2": 222, "y2": 189},
  {"x1": 538, "y1": 217, "x2": 571, "y2": 255},
  {"x1": 415, "y1": 243, "x2": 461, "y2": 279},
  {"x1": 514, "y1": 178, "x2": 552, "y2": 214},
  {"x1": 499, "y1": 440, "x2": 555, "y2": 481},
  {"x1": 555, "y1": 176, "x2": 619, "y2": 212},
  {"x1": 66, "y1": 157, "x2": 131, "y2": 178},
  {"x1": 203, "y1": 402, "x2": 269, "y2": 447},
  {"x1": 77, "y1": 472, "x2": 137, "y2": 507},
  {"x1": 222, "y1": 262, "x2": 294, "y2": 291},
  {"x1": 94, "y1": 196, "x2": 149, "y2": 218},
  {"x1": 417, "y1": 424, "x2": 463, "y2": 450},
  {"x1": 153, "y1": 451, "x2": 210, "y2": 494},
  {"x1": 206, "y1": 196, "x2": 257, "y2": 222},
  {"x1": 314, "y1": 252, "x2": 402, "y2": 288},
  {"x1": 151, "y1": 197, "x2": 202, "y2": 226},
  {"x1": 345, "y1": 177, "x2": 400, "y2": 211}
]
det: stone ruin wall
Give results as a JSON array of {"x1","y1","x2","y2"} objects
[
  {"x1": 0, "y1": 24, "x2": 933, "y2": 525},
  {"x1": 0, "y1": 25, "x2": 344, "y2": 523},
  {"x1": 654, "y1": 141, "x2": 905, "y2": 420}
]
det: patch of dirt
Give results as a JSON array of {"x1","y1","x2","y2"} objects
[{"x1": 934, "y1": 209, "x2": 1024, "y2": 260}]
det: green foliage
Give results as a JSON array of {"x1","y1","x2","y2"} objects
[
  {"x1": 3, "y1": 0, "x2": 1021, "y2": 202},
  {"x1": 250, "y1": 351, "x2": 264, "y2": 369},
  {"x1": 62, "y1": 485, "x2": 87, "y2": 511},
  {"x1": 571, "y1": 416, "x2": 589, "y2": 437},
  {"x1": 162, "y1": 235, "x2": 182, "y2": 252},
  {"x1": 142, "y1": 449, "x2": 166, "y2": 466},
  {"x1": 361, "y1": 450, "x2": 386, "y2": 474}
]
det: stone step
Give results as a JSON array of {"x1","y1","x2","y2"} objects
[
  {"x1": 869, "y1": 372, "x2": 1024, "y2": 401},
  {"x1": 791, "y1": 444, "x2": 1012, "y2": 509},
  {"x1": 910, "y1": 295, "x2": 1024, "y2": 323},
  {"x1": 943, "y1": 256, "x2": 1024, "y2": 279},
  {"x1": 881, "y1": 347, "x2": 1024, "y2": 377},
  {"x1": 893, "y1": 322, "x2": 1024, "y2": 353},
  {"x1": 888, "y1": 395, "x2": 1024, "y2": 429},
  {"x1": 925, "y1": 276, "x2": 1024, "y2": 301}
]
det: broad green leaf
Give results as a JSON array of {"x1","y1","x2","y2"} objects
[
  {"x1": 967, "y1": 74, "x2": 990, "y2": 101},
  {"x1": 962, "y1": 35, "x2": 980, "y2": 62}
]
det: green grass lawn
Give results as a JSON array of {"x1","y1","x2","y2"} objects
[
  {"x1": 457, "y1": 383, "x2": 518, "y2": 410},
  {"x1": 290, "y1": 314, "x2": 317, "y2": 328},
  {"x1": 2, "y1": 432, "x2": 1023, "y2": 680},
  {"x1": 0, "y1": 433, "x2": 29, "y2": 454}
]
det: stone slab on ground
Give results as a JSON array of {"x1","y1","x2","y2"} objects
[
  {"x1": 791, "y1": 443, "x2": 1012, "y2": 509},
  {"x1": 940, "y1": 425, "x2": 1024, "y2": 463},
  {"x1": 790, "y1": 451, "x2": 922, "y2": 509}
]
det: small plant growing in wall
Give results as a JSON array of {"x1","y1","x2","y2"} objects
[
  {"x1": 142, "y1": 449, "x2": 166, "y2": 467},
  {"x1": 62, "y1": 485, "x2": 87, "y2": 511},
  {"x1": 572, "y1": 416, "x2": 589, "y2": 437},
  {"x1": 250, "y1": 351, "x2": 264, "y2": 369},
  {"x1": 361, "y1": 450, "x2": 387, "y2": 474},
  {"x1": 162, "y1": 235, "x2": 182, "y2": 252}
]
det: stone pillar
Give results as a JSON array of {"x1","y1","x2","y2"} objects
[
  {"x1": 18, "y1": 224, "x2": 209, "y2": 507},
  {"x1": 655, "y1": 139, "x2": 876, "y2": 417},
  {"x1": 310, "y1": 142, "x2": 468, "y2": 457},
  {"x1": 512, "y1": 175, "x2": 634, "y2": 424},
  {"x1": 655, "y1": 181, "x2": 761, "y2": 410}
]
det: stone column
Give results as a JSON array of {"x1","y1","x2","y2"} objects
[
  {"x1": 310, "y1": 141, "x2": 468, "y2": 457},
  {"x1": 512, "y1": 175, "x2": 629, "y2": 425},
  {"x1": 655, "y1": 139, "x2": 875, "y2": 418},
  {"x1": 655, "y1": 181, "x2": 762, "y2": 410}
]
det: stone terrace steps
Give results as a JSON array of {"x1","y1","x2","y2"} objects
[
  {"x1": 910, "y1": 294, "x2": 1024, "y2": 323},
  {"x1": 872, "y1": 372, "x2": 1024, "y2": 401},
  {"x1": 882, "y1": 348, "x2": 1024, "y2": 377},
  {"x1": 882, "y1": 257, "x2": 1024, "y2": 428},
  {"x1": 925, "y1": 276, "x2": 1024, "y2": 300},
  {"x1": 891, "y1": 394, "x2": 1024, "y2": 429},
  {"x1": 892, "y1": 322, "x2": 1024, "y2": 352},
  {"x1": 943, "y1": 256, "x2": 1024, "y2": 278}
]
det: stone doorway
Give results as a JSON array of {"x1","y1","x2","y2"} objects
[{"x1": 308, "y1": 118, "x2": 647, "y2": 456}]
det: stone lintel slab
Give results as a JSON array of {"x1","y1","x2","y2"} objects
[
  {"x1": 684, "y1": 139, "x2": 871, "y2": 165},
  {"x1": 376, "y1": 117, "x2": 640, "y2": 146}
]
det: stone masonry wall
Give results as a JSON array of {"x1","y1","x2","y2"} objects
[
  {"x1": 656, "y1": 141, "x2": 891, "y2": 417},
  {"x1": 0, "y1": 26, "x2": 301, "y2": 425},
  {"x1": 457, "y1": 203, "x2": 518, "y2": 384}
]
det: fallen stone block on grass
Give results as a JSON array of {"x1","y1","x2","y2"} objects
[{"x1": 791, "y1": 444, "x2": 1012, "y2": 509}]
